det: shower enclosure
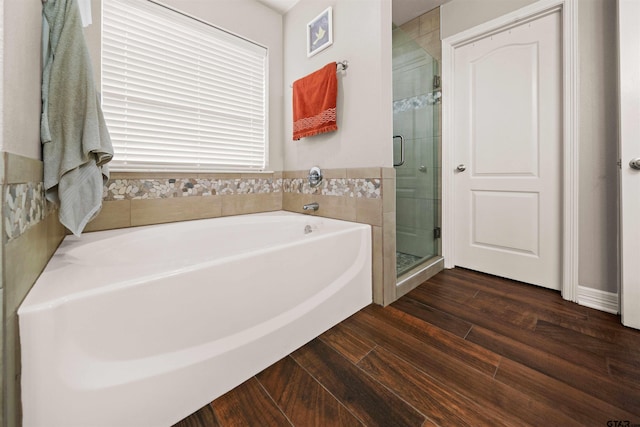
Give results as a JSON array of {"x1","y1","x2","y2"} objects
[{"x1": 392, "y1": 25, "x2": 441, "y2": 278}]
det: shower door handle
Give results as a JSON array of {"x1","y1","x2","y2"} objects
[{"x1": 393, "y1": 135, "x2": 405, "y2": 167}]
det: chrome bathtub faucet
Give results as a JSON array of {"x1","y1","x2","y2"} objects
[{"x1": 303, "y1": 202, "x2": 319, "y2": 211}]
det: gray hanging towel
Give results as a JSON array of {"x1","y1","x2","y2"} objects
[{"x1": 41, "y1": 0, "x2": 113, "y2": 236}]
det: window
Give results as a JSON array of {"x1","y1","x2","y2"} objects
[{"x1": 102, "y1": 0, "x2": 267, "y2": 172}]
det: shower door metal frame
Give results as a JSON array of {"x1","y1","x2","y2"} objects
[{"x1": 392, "y1": 51, "x2": 440, "y2": 276}]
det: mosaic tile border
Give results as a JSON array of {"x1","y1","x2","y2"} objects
[
  {"x1": 282, "y1": 178, "x2": 382, "y2": 199},
  {"x1": 393, "y1": 93, "x2": 440, "y2": 113},
  {"x1": 2, "y1": 175, "x2": 383, "y2": 239},
  {"x1": 103, "y1": 178, "x2": 283, "y2": 201},
  {"x1": 103, "y1": 176, "x2": 382, "y2": 201},
  {"x1": 4, "y1": 182, "x2": 54, "y2": 243}
]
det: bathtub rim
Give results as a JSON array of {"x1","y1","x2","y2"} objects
[{"x1": 18, "y1": 211, "x2": 371, "y2": 314}]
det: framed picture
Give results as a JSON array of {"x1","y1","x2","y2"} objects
[{"x1": 307, "y1": 7, "x2": 333, "y2": 57}]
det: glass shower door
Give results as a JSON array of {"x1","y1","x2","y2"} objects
[{"x1": 393, "y1": 25, "x2": 441, "y2": 277}]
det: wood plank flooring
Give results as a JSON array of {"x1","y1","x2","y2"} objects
[{"x1": 174, "y1": 268, "x2": 640, "y2": 426}]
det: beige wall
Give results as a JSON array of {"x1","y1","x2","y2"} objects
[
  {"x1": 577, "y1": 0, "x2": 618, "y2": 294},
  {"x1": 441, "y1": 0, "x2": 619, "y2": 294},
  {"x1": 0, "y1": 0, "x2": 3, "y2": 161},
  {"x1": 440, "y1": 0, "x2": 537, "y2": 39},
  {"x1": 2, "y1": 0, "x2": 42, "y2": 159},
  {"x1": 0, "y1": 1, "x2": 3, "y2": 423},
  {"x1": 283, "y1": 0, "x2": 393, "y2": 170}
]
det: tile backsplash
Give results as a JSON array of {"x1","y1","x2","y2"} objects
[
  {"x1": 87, "y1": 169, "x2": 386, "y2": 232},
  {"x1": 101, "y1": 175, "x2": 381, "y2": 202},
  {"x1": 282, "y1": 178, "x2": 381, "y2": 199}
]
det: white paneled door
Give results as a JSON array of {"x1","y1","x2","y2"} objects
[
  {"x1": 453, "y1": 11, "x2": 562, "y2": 290},
  {"x1": 618, "y1": 0, "x2": 640, "y2": 329}
]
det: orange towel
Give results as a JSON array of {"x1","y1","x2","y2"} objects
[{"x1": 293, "y1": 62, "x2": 338, "y2": 140}]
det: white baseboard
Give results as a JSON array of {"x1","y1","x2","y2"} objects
[{"x1": 577, "y1": 286, "x2": 619, "y2": 314}]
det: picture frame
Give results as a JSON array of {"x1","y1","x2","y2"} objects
[{"x1": 307, "y1": 7, "x2": 333, "y2": 57}]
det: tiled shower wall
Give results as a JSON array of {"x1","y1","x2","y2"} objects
[{"x1": 398, "y1": 7, "x2": 441, "y2": 62}]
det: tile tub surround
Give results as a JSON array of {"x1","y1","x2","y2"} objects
[
  {"x1": 86, "y1": 172, "x2": 284, "y2": 231},
  {"x1": 103, "y1": 176, "x2": 283, "y2": 200},
  {"x1": 102, "y1": 174, "x2": 379, "y2": 201},
  {"x1": 89, "y1": 169, "x2": 389, "y2": 230},
  {"x1": 282, "y1": 177, "x2": 381, "y2": 199},
  {"x1": 0, "y1": 152, "x2": 67, "y2": 427}
]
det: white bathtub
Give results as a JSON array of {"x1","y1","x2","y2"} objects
[{"x1": 18, "y1": 211, "x2": 371, "y2": 427}]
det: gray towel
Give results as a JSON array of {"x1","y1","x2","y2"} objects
[{"x1": 41, "y1": 0, "x2": 113, "y2": 236}]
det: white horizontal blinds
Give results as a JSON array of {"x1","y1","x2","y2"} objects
[{"x1": 102, "y1": 0, "x2": 267, "y2": 172}]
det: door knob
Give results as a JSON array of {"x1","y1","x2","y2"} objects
[
  {"x1": 457, "y1": 164, "x2": 466, "y2": 172},
  {"x1": 630, "y1": 158, "x2": 640, "y2": 170}
]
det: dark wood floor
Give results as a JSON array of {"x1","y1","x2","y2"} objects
[{"x1": 174, "y1": 268, "x2": 640, "y2": 426}]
